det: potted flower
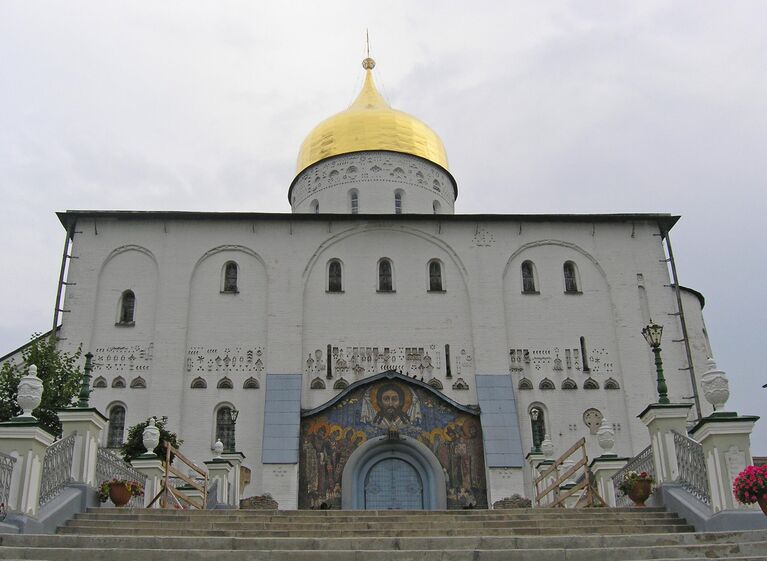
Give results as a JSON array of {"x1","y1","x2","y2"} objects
[
  {"x1": 98, "y1": 478, "x2": 144, "y2": 507},
  {"x1": 733, "y1": 465, "x2": 767, "y2": 515},
  {"x1": 617, "y1": 471, "x2": 654, "y2": 506}
]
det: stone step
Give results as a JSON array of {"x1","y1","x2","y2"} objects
[
  {"x1": 5, "y1": 529, "x2": 767, "y2": 552},
  {"x1": 64, "y1": 516, "x2": 690, "y2": 530},
  {"x1": 88, "y1": 506, "x2": 669, "y2": 516},
  {"x1": 0, "y1": 542, "x2": 766, "y2": 561},
  {"x1": 56, "y1": 523, "x2": 695, "y2": 538}
]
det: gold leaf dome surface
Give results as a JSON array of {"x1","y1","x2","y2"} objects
[{"x1": 295, "y1": 59, "x2": 449, "y2": 175}]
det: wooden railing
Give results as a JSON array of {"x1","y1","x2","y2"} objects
[
  {"x1": 534, "y1": 437, "x2": 606, "y2": 508},
  {"x1": 147, "y1": 442, "x2": 208, "y2": 509}
]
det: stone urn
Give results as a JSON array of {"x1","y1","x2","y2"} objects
[
  {"x1": 700, "y1": 358, "x2": 730, "y2": 411},
  {"x1": 628, "y1": 479, "x2": 652, "y2": 507},
  {"x1": 213, "y1": 439, "x2": 224, "y2": 459},
  {"x1": 17, "y1": 364, "x2": 43, "y2": 419},
  {"x1": 142, "y1": 418, "x2": 160, "y2": 455},
  {"x1": 596, "y1": 418, "x2": 615, "y2": 453}
]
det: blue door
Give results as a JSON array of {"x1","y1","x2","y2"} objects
[{"x1": 364, "y1": 457, "x2": 424, "y2": 510}]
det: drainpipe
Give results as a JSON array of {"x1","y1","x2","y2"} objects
[
  {"x1": 662, "y1": 226, "x2": 702, "y2": 421},
  {"x1": 52, "y1": 221, "x2": 76, "y2": 338}
]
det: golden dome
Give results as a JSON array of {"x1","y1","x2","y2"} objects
[{"x1": 295, "y1": 58, "x2": 449, "y2": 175}]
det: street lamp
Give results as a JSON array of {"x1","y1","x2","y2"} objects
[
  {"x1": 228, "y1": 407, "x2": 239, "y2": 452},
  {"x1": 642, "y1": 322, "x2": 669, "y2": 404}
]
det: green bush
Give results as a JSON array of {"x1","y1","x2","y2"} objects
[{"x1": 120, "y1": 416, "x2": 182, "y2": 464}]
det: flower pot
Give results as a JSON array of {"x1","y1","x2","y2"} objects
[
  {"x1": 758, "y1": 496, "x2": 767, "y2": 517},
  {"x1": 627, "y1": 479, "x2": 652, "y2": 507},
  {"x1": 108, "y1": 483, "x2": 133, "y2": 507}
]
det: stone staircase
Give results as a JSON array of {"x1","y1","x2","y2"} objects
[{"x1": 1, "y1": 507, "x2": 766, "y2": 560}]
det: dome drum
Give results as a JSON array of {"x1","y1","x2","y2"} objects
[{"x1": 290, "y1": 151, "x2": 455, "y2": 214}]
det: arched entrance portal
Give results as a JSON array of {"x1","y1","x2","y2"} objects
[{"x1": 341, "y1": 435, "x2": 447, "y2": 510}]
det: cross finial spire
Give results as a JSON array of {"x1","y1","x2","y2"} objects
[{"x1": 362, "y1": 29, "x2": 375, "y2": 70}]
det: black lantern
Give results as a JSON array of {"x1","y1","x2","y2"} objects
[{"x1": 642, "y1": 322, "x2": 669, "y2": 404}]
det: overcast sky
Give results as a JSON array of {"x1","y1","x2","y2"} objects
[{"x1": 1, "y1": 1, "x2": 765, "y2": 451}]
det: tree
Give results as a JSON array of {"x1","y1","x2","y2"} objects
[
  {"x1": 0, "y1": 333, "x2": 83, "y2": 436},
  {"x1": 121, "y1": 416, "x2": 182, "y2": 464}
]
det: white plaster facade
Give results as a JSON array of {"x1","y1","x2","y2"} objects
[{"x1": 48, "y1": 199, "x2": 713, "y2": 503}]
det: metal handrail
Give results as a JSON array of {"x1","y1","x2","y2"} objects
[
  {"x1": 611, "y1": 445, "x2": 654, "y2": 507},
  {"x1": 672, "y1": 430, "x2": 711, "y2": 505},
  {"x1": 39, "y1": 433, "x2": 76, "y2": 507},
  {"x1": 96, "y1": 448, "x2": 148, "y2": 508},
  {"x1": 0, "y1": 452, "x2": 16, "y2": 508}
]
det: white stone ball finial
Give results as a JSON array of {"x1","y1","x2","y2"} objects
[
  {"x1": 213, "y1": 439, "x2": 224, "y2": 459},
  {"x1": 596, "y1": 417, "x2": 615, "y2": 454},
  {"x1": 701, "y1": 357, "x2": 730, "y2": 411},
  {"x1": 17, "y1": 364, "x2": 43, "y2": 419},
  {"x1": 540, "y1": 434, "x2": 554, "y2": 458},
  {"x1": 142, "y1": 417, "x2": 160, "y2": 455}
]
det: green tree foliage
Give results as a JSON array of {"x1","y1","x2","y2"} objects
[
  {"x1": 0, "y1": 333, "x2": 82, "y2": 436},
  {"x1": 120, "y1": 416, "x2": 182, "y2": 464}
]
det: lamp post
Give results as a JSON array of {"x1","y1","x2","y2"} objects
[
  {"x1": 228, "y1": 407, "x2": 239, "y2": 452},
  {"x1": 642, "y1": 322, "x2": 669, "y2": 404}
]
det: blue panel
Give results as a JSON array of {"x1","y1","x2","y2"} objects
[
  {"x1": 475, "y1": 374, "x2": 524, "y2": 467},
  {"x1": 262, "y1": 374, "x2": 302, "y2": 464}
]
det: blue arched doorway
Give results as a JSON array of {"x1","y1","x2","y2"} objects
[
  {"x1": 364, "y1": 457, "x2": 423, "y2": 510},
  {"x1": 341, "y1": 435, "x2": 447, "y2": 510}
]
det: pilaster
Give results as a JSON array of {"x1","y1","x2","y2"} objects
[
  {"x1": 130, "y1": 456, "x2": 165, "y2": 508},
  {"x1": 0, "y1": 420, "x2": 55, "y2": 517},
  {"x1": 58, "y1": 408, "x2": 108, "y2": 486},
  {"x1": 638, "y1": 403, "x2": 693, "y2": 484},
  {"x1": 589, "y1": 455, "x2": 630, "y2": 507},
  {"x1": 204, "y1": 458, "x2": 234, "y2": 506}
]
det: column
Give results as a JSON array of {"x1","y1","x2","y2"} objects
[
  {"x1": 590, "y1": 455, "x2": 629, "y2": 507},
  {"x1": 220, "y1": 451, "x2": 246, "y2": 507},
  {"x1": 130, "y1": 456, "x2": 165, "y2": 508},
  {"x1": 689, "y1": 412, "x2": 760, "y2": 513},
  {"x1": 58, "y1": 408, "x2": 108, "y2": 486},
  {"x1": 0, "y1": 420, "x2": 55, "y2": 517},
  {"x1": 638, "y1": 403, "x2": 693, "y2": 484},
  {"x1": 204, "y1": 459, "x2": 233, "y2": 507}
]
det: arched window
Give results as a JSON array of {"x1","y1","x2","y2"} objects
[
  {"x1": 217, "y1": 377, "x2": 233, "y2": 389},
  {"x1": 604, "y1": 378, "x2": 621, "y2": 390},
  {"x1": 561, "y1": 378, "x2": 578, "y2": 390},
  {"x1": 428, "y1": 260, "x2": 443, "y2": 292},
  {"x1": 191, "y1": 377, "x2": 207, "y2": 389},
  {"x1": 118, "y1": 290, "x2": 135, "y2": 324},
  {"x1": 564, "y1": 261, "x2": 579, "y2": 293},
  {"x1": 529, "y1": 406, "x2": 546, "y2": 452},
  {"x1": 521, "y1": 261, "x2": 537, "y2": 293},
  {"x1": 328, "y1": 260, "x2": 343, "y2": 292},
  {"x1": 333, "y1": 378, "x2": 349, "y2": 390},
  {"x1": 583, "y1": 378, "x2": 600, "y2": 390},
  {"x1": 93, "y1": 376, "x2": 107, "y2": 388},
  {"x1": 433, "y1": 200, "x2": 441, "y2": 214},
  {"x1": 350, "y1": 190, "x2": 359, "y2": 214},
  {"x1": 130, "y1": 376, "x2": 146, "y2": 389},
  {"x1": 518, "y1": 378, "x2": 533, "y2": 390},
  {"x1": 112, "y1": 376, "x2": 126, "y2": 388},
  {"x1": 107, "y1": 405, "x2": 126, "y2": 448},
  {"x1": 539, "y1": 378, "x2": 555, "y2": 390},
  {"x1": 310, "y1": 199, "x2": 319, "y2": 214},
  {"x1": 215, "y1": 406, "x2": 235, "y2": 452},
  {"x1": 243, "y1": 377, "x2": 260, "y2": 389},
  {"x1": 310, "y1": 377, "x2": 326, "y2": 389},
  {"x1": 223, "y1": 262, "x2": 238, "y2": 293},
  {"x1": 378, "y1": 259, "x2": 393, "y2": 292},
  {"x1": 394, "y1": 191, "x2": 403, "y2": 214}
]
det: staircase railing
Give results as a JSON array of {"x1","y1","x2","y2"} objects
[
  {"x1": 534, "y1": 437, "x2": 606, "y2": 508},
  {"x1": 672, "y1": 430, "x2": 711, "y2": 505},
  {"x1": 147, "y1": 441, "x2": 208, "y2": 509},
  {"x1": 38, "y1": 433, "x2": 76, "y2": 507},
  {"x1": 96, "y1": 448, "x2": 148, "y2": 508},
  {"x1": 611, "y1": 445, "x2": 654, "y2": 507},
  {"x1": 0, "y1": 451, "x2": 16, "y2": 508}
]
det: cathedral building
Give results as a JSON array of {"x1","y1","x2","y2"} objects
[{"x1": 45, "y1": 57, "x2": 713, "y2": 509}]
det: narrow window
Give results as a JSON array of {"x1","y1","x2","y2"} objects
[
  {"x1": 394, "y1": 192, "x2": 402, "y2": 214},
  {"x1": 580, "y1": 336, "x2": 590, "y2": 371},
  {"x1": 350, "y1": 191, "x2": 359, "y2": 214},
  {"x1": 445, "y1": 344, "x2": 452, "y2": 378},
  {"x1": 107, "y1": 405, "x2": 126, "y2": 448},
  {"x1": 328, "y1": 260, "x2": 342, "y2": 292},
  {"x1": 378, "y1": 259, "x2": 393, "y2": 291},
  {"x1": 215, "y1": 406, "x2": 235, "y2": 452},
  {"x1": 521, "y1": 261, "x2": 536, "y2": 293},
  {"x1": 223, "y1": 262, "x2": 238, "y2": 293},
  {"x1": 433, "y1": 200, "x2": 441, "y2": 214},
  {"x1": 428, "y1": 260, "x2": 443, "y2": 291},
  {"x1": 564, "y1": 261, "x2": 579, "y2": 293},
  {"x1": 119, "y1": 290, "x2": 135, "y2": 324},
  {"x1": 310, "y1": 199, "x2": 319, "y2": 214},
  {"x1": 530, "y1": 407, "x2": 546, "y2": 452}
]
